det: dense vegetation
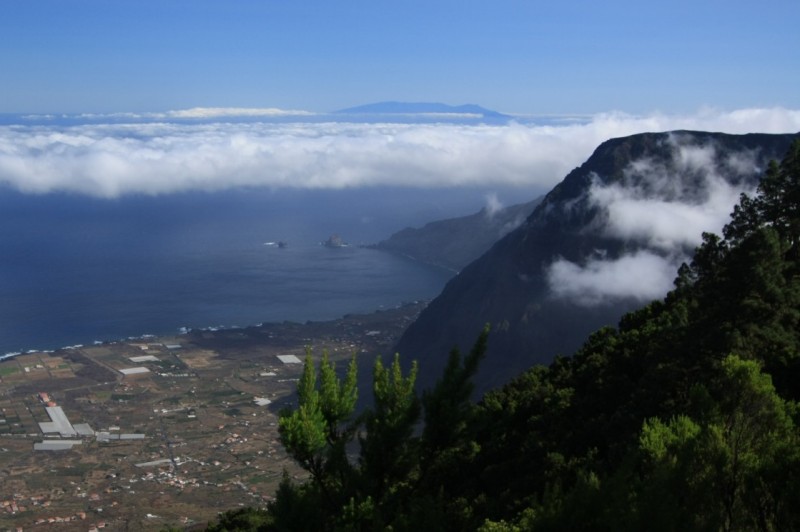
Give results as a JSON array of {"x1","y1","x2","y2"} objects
[{"x1": 205, "y1": 140, "x2": 800, "y2": 530}]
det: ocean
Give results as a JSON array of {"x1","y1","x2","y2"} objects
[{"x1": 0, "y1": 186, "x2": 499, "y2": 355}]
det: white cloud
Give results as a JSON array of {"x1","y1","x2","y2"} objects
[
  {"x1": 546, "y1": 251, "x2": 682, "y2": 307},
  {"x1": 590, "y1": 180, "x2": 744, "y2": 250},
  {"x1": 0, "y1": 107, "x2": 798, "y2": 198}
]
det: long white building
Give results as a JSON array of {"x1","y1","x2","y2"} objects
[{"x1": 38, "y1": 406, "x2": 77, "y2": 437}]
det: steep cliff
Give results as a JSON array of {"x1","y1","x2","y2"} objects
[{"x1": 394, "y1": 131, "x2": 800, "y2": 393}]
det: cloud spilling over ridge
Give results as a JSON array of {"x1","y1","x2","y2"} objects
[
  {"x1": 0, "y1": 107, "x2": 798, "y2": 197},
  {"x1": 545, "y1": 135, "x2": 771, "y2": 306},
  {"x1": 588, "y1": 142, "x2": 758, "y2": 251}
]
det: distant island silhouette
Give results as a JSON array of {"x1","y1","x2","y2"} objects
[{"x1": 335, "y1": 101, "x2": 510, "y2": 120}]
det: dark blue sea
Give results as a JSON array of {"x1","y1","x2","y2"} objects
[{"x1": 0, "y1": 186, "x2": 511, "y2": 355}]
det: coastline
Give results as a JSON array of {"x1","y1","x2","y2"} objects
[
  {"x1": 1, "y1": 300, "x2": 428, "y2": 363},
  {"x1": 0, "y1": 300, "x2": 428, "y2": 531}
]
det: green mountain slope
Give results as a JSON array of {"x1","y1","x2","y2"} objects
[{"x1": 465, "y1": 138, "x2": 800, "y2": 530}]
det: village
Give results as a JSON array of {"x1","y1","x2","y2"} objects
[{"x1": 0, "y1": 302, "x2": 424, "y2": 531}]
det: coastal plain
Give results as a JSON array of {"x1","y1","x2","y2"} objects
[{"x1": 0, "y1": 302, "x2": 425, "y2": 531}]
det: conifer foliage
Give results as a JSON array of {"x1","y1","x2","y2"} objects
[{"x1": 265, "y1": 331, "x2": 488, "y2": 531}]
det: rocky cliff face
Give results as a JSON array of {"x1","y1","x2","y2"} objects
[{"x1": 394, "y1": 131, "x2": 800, "y2": 394}]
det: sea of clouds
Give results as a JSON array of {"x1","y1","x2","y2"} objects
[{"x1": 1, "y1": 107, "x2": 798, "y2": 197}]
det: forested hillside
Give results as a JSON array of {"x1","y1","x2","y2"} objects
[{"x1": 204, "y1": 139, "x2": 800, "y2": 531}]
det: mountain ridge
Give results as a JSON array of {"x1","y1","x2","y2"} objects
[{"x1": 394, "y1": 130, "x2": 800, "y2": 394}]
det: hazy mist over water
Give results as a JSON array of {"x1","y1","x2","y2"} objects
[{"x1": 0, "y1": 186, "x2": 526, "y2": 355}]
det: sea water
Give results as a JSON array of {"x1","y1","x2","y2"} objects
[{"x1": 0, "y1": 186, "x2": 501, "y2": 355}]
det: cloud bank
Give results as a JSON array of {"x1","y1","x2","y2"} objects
[{"x1": 0, "y1": 107, "x2": 798, "y2": 198}]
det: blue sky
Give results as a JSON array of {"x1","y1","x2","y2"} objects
[{"x1": 2, "y1": 0, "x2": 799, "y2": 114}]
